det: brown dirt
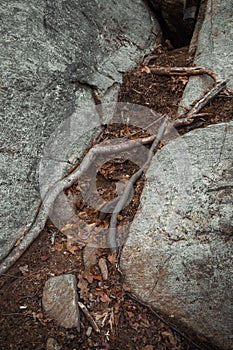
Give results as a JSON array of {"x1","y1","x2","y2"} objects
[{"x1": 0, "y1": 46, "x2": 232, "y2": 350}]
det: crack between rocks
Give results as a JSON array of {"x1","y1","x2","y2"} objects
[
  {"x1": 0, "y1": 148, "x2": 74, "y2": 165},
  {"x1": 148, "y1": 255, "x2": 172, "y2": 298},
  {"x1": 207, "y1": 184, "x2": 233, "y2": 192},
  {"x1": 214, "y1": 124, "x2": 228, "y2": 169}
]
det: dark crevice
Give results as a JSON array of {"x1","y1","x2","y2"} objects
[{"x1": 146, "y1": 0, "x2": 202, "y2": 48}]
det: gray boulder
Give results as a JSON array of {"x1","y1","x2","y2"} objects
[
  {"x1": 121, "y1": 122, "x2": 233, "y2": 350},
  {"x1": 42, "y1": 274, "x2": 80, "y2": 329},
  {"x1": 0, "y1": 0, "x2": 161, "y2": 261},
  {"x1": 180, "y1": 0, "x2": 233, "y2": 111}
]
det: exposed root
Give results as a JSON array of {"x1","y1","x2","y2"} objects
[
  {"x1": 142, "y1": 65, "x2": 217, "y2": 81},
  {"x1": 0, "y1": 76, "x2": 226, "y2": 275}
]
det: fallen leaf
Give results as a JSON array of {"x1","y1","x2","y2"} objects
[
  {"x1": 161, "y1": 330, "x2": 176, "y2": 345},
  {"x1": 19, "y1": 265, "x2": 29, "y2": 275},
  {"x1": 67, "y1": 244, "x2": 78, "y2": 255},
  {"x1": 142, "y1": 346, "x2": 153, "y2": 350},
  {"x1": 60, "y1": 223, "x2": 79, "y2": 233},
  {"x1": 107, "y1": 253, "x2": 117, "y2": 265},
  {"x1": 41, "y1": 254, "x2": 50, "y2": 261},
  {"x1": 92, "y1": 274, "x2": 102, "y2": 281},
  {"x1": 126, "y1": 311, "x2": 134, "y2": 318},
  {"x1": 51, "y1": 242, "x2": 64, "y2": 252},
  {"x1": 123, "y1": 282, "x2": 131, "y2": 292},
  {"x1": 179, "y1": 76, "x2": 188, "y2": 85},
  {"x1": 141, "y1": 66, "x2": 151, "y2": 74},
  {"x1": 83, "y1": 271, "x2": 94, "y2": 284},
  {"x1": 66, "y1": 235, "x2": 79, "y2": 254},
  {"x1": 95, "y1": 291, "x2": 111, "y2": 303},
  {"x1": 98, "y1": 257, "x2": 108, "y2": 280},
  {"x1": 77, "y1": 275, "x2": 89, "y2": 300},
  {"x1": 100, "y1": 293, "x2": 111, "y2": 303}
]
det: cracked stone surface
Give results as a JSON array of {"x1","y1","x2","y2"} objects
[
  {"x1": 0, "y1": 0, "x2": 161, "y2": 261},
  {"x1": 42, "y1": 274, "x2": 80, "y2": 329},
  {"x1": 121, "y1": 122, "x2": 233, "y2": 350},
  {"x1": 180, "y1": 0, "x2": 233, "y2": 111}
]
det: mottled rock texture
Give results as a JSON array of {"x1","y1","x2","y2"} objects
[
  {"x1": 42, "y1": 274, "x2": 80, "y2": 329},
  {"x1": 180, "y1": 0, "x2": 233, "y2": 111},
  {"x1": 121, "y1": 122, "x2": 233, "y2": 350},
  {"x1": 0, "y1": 0, "x2": 161, "y2": 261}
]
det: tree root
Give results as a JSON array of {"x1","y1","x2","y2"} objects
[
  {"x1": 172, "y1": 81, "x2": 227, "y2": 127},
  {"x1": 142, "y1": 65, "x2": 217, "y2": 81},
  {"x1": 0, "y1": 78, "x2": 227, "y2": 275},
  {"x1": 108, "y1": 116, "x2": 169, "y2": 258}
]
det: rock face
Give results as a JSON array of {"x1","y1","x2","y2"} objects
[
  {"x1": 121, "y1": 122, "x2": 233, "y2": 350},
  {"x1": 180, "y1": 0, "x2": 233, "y2": 111},
  {"x1": 42, "y1": 274, "x2": 80, "y2": 329},
  {"x1": 0, "y1": 1, "x2": 161, "y2": 261}
]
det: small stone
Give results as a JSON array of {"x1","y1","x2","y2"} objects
[
  {"x1": 98, "y1": 258, "x2": 108, "y2": 280},
  {"x1": 46, "y1": 337, "x2": 61, "y2": 350},
  {"x1": 86, "y1": 326, "x2": 92, "y2": 337},
  {"x1": 42, "y1": 274, "x2": 80, "y2": 330},
  {"x1": 83, "y1": 246, "x2": 100, "y2": 270}
]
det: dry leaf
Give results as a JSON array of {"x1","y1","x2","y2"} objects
[
  {"x1": 83, "y1": 246, "x2": 99, "y2": 270},
  {"x1": 127, "y1": 311, "x2": 134, "y2": 318},
  {"x1": 77, "y1": 275, "x2": 89, "y2": 300},
  {"x1": 83, "y1": 271, "x2": 94, "y2": 284},
  {"x1": 95, "y1": 291, "x2": 111, "y2": 303},
  {"x1": 161, "y1": 330, "x2": 176, "y2": 345},
  {"x1": 19, "y1": 265, "x2": 29, "y2": 275},
  {"x1": 67, "y1": 244, "x2": 78, "y2": 255},
  {"x1": 141, "y1": 66, "x2": 151, "y2": 74},
  {"x1": 123, "y1": 282, "x2": 131, "y2": 292},
  {"x1": 100, "y1": 293, "x2": 111, "y2": 303},
  {"x1": 179, "y1": 76, "x2": 188, "y2": 85},
  {"x1": 142, "y1": 346, "x2": 154, "y2": 350},
  {"x1": 98, "y1": 258, "x2": 108, "y2": 280},
  {"x1": 92, "y1": 274, "x2": 102, "y2": 281},
  {"x1": 107, "y1": 253, "x2": 117, "y2": 265},
  {"x1": 60, "y1": 223, "x2": 79, "y2": 233},
  {"x1": 51, "y1": 242, "x2": 64, "y2": 252}
]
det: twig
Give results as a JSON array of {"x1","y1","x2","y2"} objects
[
  {"x1": 78, "y1": 301, "x2": 100, "y2": 333},
  {"x1": 107, "y1": 116, "x2": 169, "y2": 257},
  {"x1": 126, "y1": 291, "x2": 209, "y2": 350},
  {"x1": 184, "y1": 81, "x2": 226, "y2": 118},
  {"x1": 142, "y1": 44, "x2": 163, "y2": 65},
  {"x1": 188, "y1": 0, "x2": 207, "y2": 58},
  {"x1": 145, "y1": 66, "x2": 217, "y2": 81},
  {"x1": 172, "y1": 81, "x2": 227, "y2": 127},
  {"x1": 143, "y1": 54, "x2": 158, "y2": 66}
]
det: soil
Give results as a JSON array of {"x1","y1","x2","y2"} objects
[{"x1": 0, "y1": 46, "x2": 232, "y2": 350}]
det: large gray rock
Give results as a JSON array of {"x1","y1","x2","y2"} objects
[
  {"x1": 121, "y1": 122, "x2": 233, "y2": 350},
  {"x1": 42, "y1": 274, "x2": 80, "y2": 329},
  {"x1": 180, "y1": 0, "x2": 233, "y2": 111},
  {"x1": 0, "y1": 1, "x2": 161, "y2": 261}
]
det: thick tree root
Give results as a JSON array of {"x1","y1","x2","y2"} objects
[{"x1": 0, "y1": 78, "x2": 227, "y2": 275}]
